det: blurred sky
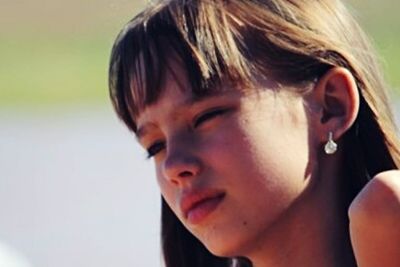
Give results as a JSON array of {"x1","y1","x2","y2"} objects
[{"x1": 0, "y1": 1, "x2": 399, "y2": 267}]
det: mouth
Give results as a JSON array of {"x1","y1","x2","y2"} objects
[{"x1": 181, "y1": 191, "x2": 226, "y2": 225}]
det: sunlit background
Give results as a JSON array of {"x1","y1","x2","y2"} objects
[{"x1": 0, "y1": 0, "x2": 399, "y2": 266}]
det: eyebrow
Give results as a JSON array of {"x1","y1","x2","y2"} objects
[
  {"x1": 135, "y1": 124, "x2": 153, "y2": 142},
  {"x1": 135, "y1": 90, "x2": 227, "y2": 141}
]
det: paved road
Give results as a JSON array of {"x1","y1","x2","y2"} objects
[
  {"x1": 1, "y1": 103, "x2": 399, "y2": 267},
  {"x1": 0, "y1": 106, "x2": 161, "y2": 267}
]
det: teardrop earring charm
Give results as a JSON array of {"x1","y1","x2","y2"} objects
[{"x1": 324, "y1": 132, "x2": 337, "y2": 154}]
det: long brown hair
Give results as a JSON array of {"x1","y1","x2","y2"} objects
[{"x1": 108, "y1": 1, "x2": 400, "y2": 266}]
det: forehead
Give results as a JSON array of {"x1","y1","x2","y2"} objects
[
  {"x1": 135, "y1": 65, "x2": 237, "y2": 120},
  {"x1": 132, "y1": 55, "x2": 242, "y2": 118},
  {"x1": 134, "y1": 76, "x2": 244, "y2": 143}
]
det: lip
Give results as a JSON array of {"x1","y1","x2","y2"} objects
[{"x1": 180, "y1": 189, "x2": 226, "y2": 224}]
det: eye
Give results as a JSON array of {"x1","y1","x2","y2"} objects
[
  {"x1": 146, "y1": 141, "x2": 165, "y2": 159},
  {"x1": 193, "y1": 108, "x2": 229, "y2": 128}
]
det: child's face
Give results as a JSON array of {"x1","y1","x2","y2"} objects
[{"x1": 135, "y1": 67, "x2": 318, "y2": 257}]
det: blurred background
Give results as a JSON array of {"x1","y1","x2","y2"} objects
[{"x1": 0, "y1": 0, "x2": 398, "y2": 266}]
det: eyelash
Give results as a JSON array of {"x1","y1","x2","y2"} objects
[
  {"x1": 146, "y1": 108, "x2": 229, "y2": 159},
  {"x1": 146, "y1": 141, "x2": 165, "y2": 159},
  {"x1": 193, "y1": 108, "x2": 228, "y2": 128}
]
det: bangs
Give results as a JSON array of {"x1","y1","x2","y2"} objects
[
  {"x1": 109, "y1": 1, "x2": 253, "y2": 132},
  {"x1": 109, "y1": 0, "x2": 332, "y2": 133},
  {"x1": 128, "y1": 26, "x2": 223, "y2": 116}
]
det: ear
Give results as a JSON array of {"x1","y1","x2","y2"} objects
[{"x1": 309, "y1": 67, "x2": 360, "y2": 143}]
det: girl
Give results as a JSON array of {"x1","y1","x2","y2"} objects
[{"x1": 108, "y1": 0, "x2": 400, "y2": 266}]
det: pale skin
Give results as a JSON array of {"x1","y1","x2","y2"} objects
[
  {"x1": 135, "y1": 65, "x2": 400, "y2": 267},
  {"x1": 349, "y1": 170, "x2": 400, "y2": 267}
]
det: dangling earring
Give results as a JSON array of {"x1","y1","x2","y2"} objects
[{"x1": 324, "y1": 131, "x2": 337, "y2": 154}]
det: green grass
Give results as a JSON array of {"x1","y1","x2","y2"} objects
[
  {"x1": 0, "y1": 0, "x2": 146, "y2": 108},
  {"x1": 375, "y1": 36, "x2": 400, "y2": 93},
  {"x1": 0, "y1": 1, "x2": 398, "y2": 108},
  {"x1": 347, "y1": 0, "x2": 400, "y2": 93},
  {"x1": 0, "y1": 35, "x2": 113, "y2": 107}
]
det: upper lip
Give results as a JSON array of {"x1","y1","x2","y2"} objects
[{"x1": 180, "y1": 188, "x2": 225, "y2": 218}]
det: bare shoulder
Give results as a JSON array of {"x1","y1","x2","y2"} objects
[
  {"x1": 349, "y1": 170, "x2": 400, "y2": 221},
  {"x1": 348, "y1": 170, "x2": 400, "y2": 267}
]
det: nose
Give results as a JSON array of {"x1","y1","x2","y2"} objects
[{"x1": 161, "y1": 141, "x2": 202, "y2": 186}]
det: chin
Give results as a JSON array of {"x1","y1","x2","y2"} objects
[
  {"x1": 202, "y1": 236, "x2": 247, "y2": 258},
  {"x1": 206, "y1": 246, "x2": 239, "y2": 258}
]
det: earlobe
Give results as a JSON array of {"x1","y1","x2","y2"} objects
[{"x1": 313, "y1": 67, "x2": 360, "y2": 141}]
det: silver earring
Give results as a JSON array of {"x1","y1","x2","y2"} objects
[{"x1": 324, "y1": 132, "x2": 337, "y2": 154}]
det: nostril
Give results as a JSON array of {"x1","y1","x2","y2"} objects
[{"x1": 179, "y1": 171, "x2": 193, "y2": 178}]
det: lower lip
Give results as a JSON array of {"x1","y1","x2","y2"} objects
[{"x1": 186, "y1": 194, "x2": 225, "y2": 224}]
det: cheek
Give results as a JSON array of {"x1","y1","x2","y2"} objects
[
  {"x1": 252, "y1": 125, "x2": 310, "y2": 178},
  {"x1": 218, "y1": 100, "x2": 312, "y2": 209},
  {"x1": 248, "y1": 98, "x2": 311, "y2": 177},
  {"x1": 208, "y1": 102, "x2": 311, "y2": 184}
]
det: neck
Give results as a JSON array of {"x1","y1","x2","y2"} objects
[{"x1": 244, "y1": 152, "x2": 357, "y2": 267}]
